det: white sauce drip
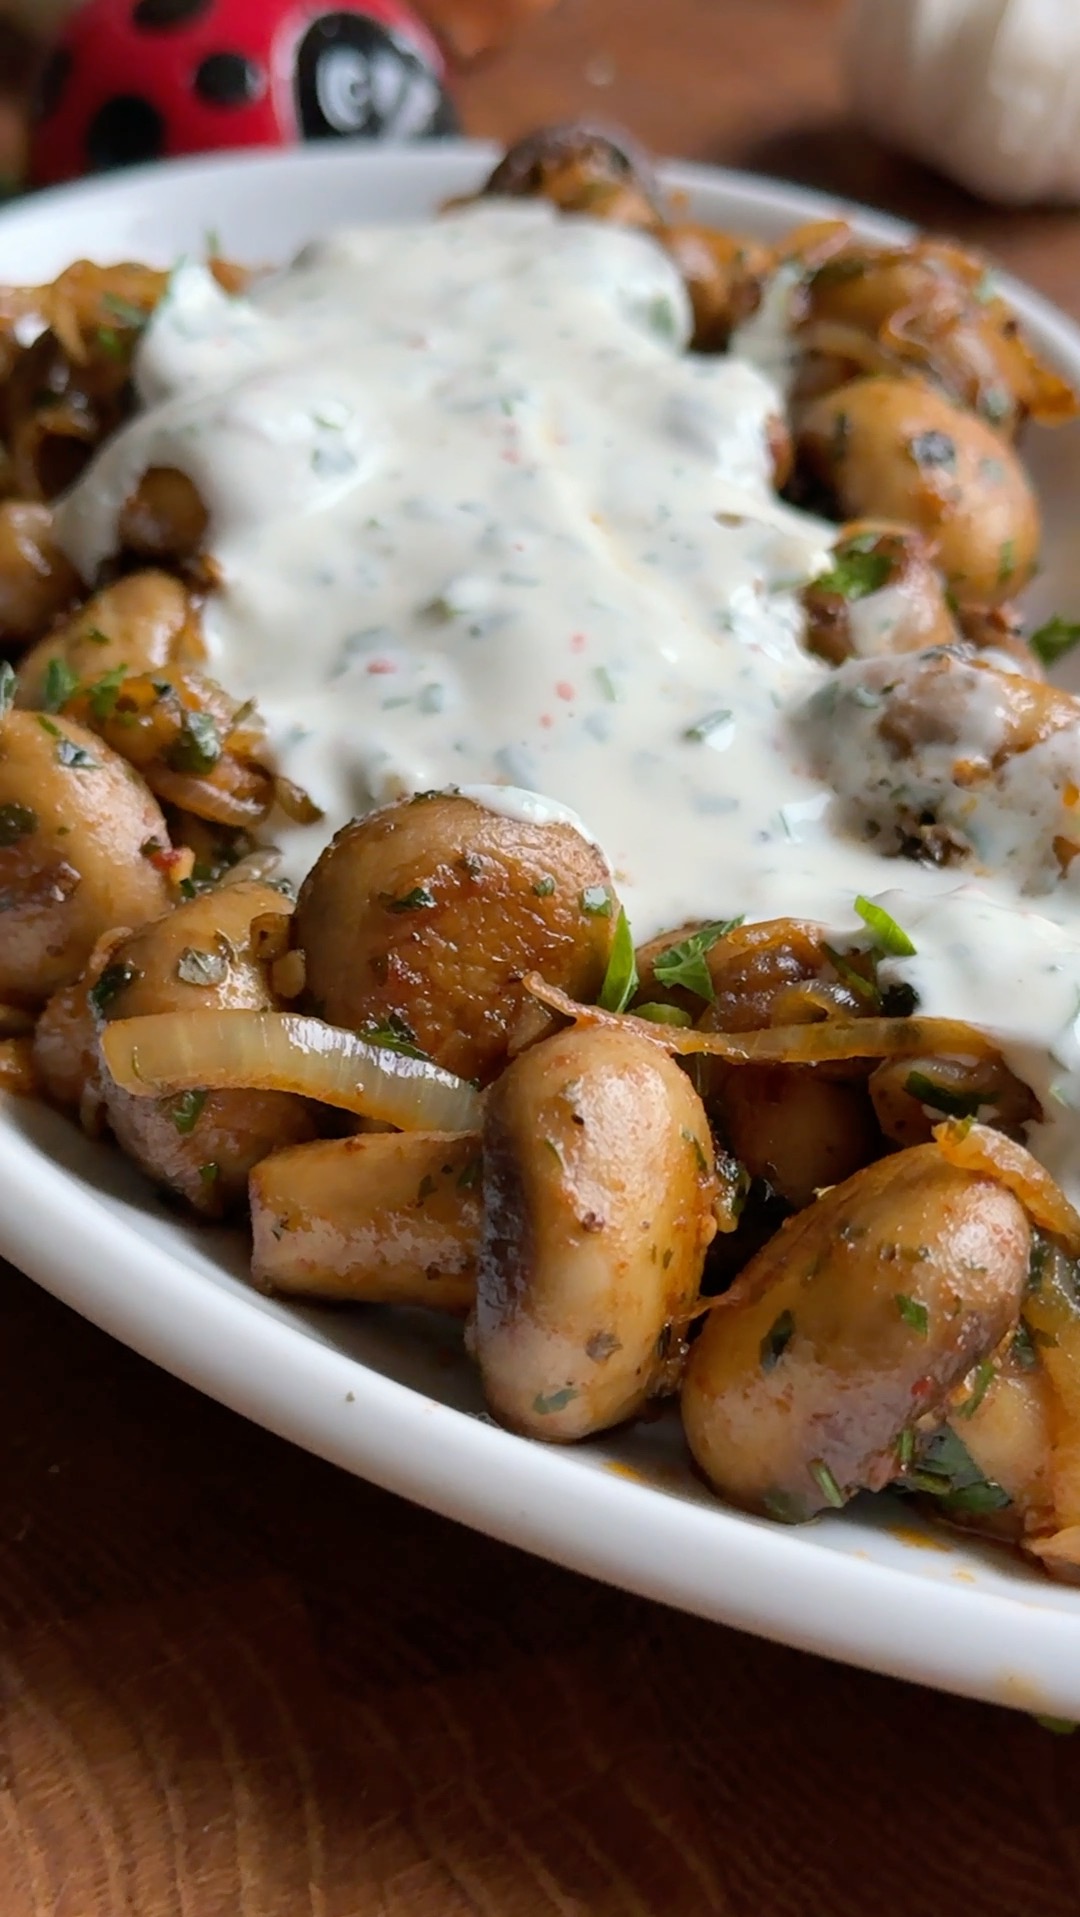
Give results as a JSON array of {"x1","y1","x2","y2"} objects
[{"x1": 53, "y1": 202, "x2": 1080, "y2": 1198}]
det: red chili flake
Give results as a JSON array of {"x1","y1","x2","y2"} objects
[
  {"x1": 555, "y1": 681, "x2": 575, "y2": 702},
  {"x1": 910, "y1": 1375, "x2": 936, "y2": 1404},
  {"x1": 539, "y1": 713, "x2": 554, "y2": 729},
  {"x1": 570, "y1": 632, "x2": 587, "y2": 654},
  {"x1": 366, "y1": 659, "x2": 397, "y2": 676}
]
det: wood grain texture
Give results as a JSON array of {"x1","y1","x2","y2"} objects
[{"x1": 4, "y1": 1, "x2": 1080, "y2": 1909}]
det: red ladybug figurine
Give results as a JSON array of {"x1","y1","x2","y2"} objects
[{"x1": 30, "y1": 0, "x2": 458, "y2": 189}]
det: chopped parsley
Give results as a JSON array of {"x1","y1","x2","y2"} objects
[
  {"x1": 166, "y1": 710, "x2": 221, "y2": 775},
  {"x1": 810, "y1": 1460, "x2": 845, "y2": 1509},
  {"x1": 87, "y1": 665, "x2": 130, "y2": 721},
  {"x1": 811, "y1": 535, "x2": 891, "y2": 603},
  {"x1": 1030, "y1": 617, "x2": 1080, "y2": 669},
  {"x1": 361, "y1": 1012, "x2": 430, "y2": 1061},
  {"x1": 760, "y1": 1309, "x2": 795, "y2": 1372},
  {"x1": 388, "y1": 885, "x2": 436, "y2": 913},
  {"x1": 95, "y1": 326, "x2": 126, "y2": 360},
  {"x1": 1011, "y1": 1319, "x2": 1054, "y2": 1368},
  {"x1": 532, "y1": 1385, "x2": 579, "y2": 1416},
  {"x1": 822, "y1": 942, "x2": 881, "y2": 1009},
  {"x1": 895, "y1": 1293, "x2": 929, "y2": 1336},
  {"x1": 0, "y1": 802, "x2": 37, "y2": 846},
  {"x1": 652, "y1": 916, "x2": 743, "y2": 1002},
  {"x1": 684, "y1": 708, "x2": 733, "y2": 744},
  {"x1": 169, "y1": 1089, "x2": 207, "y2": 1135},
  {"x1": 580, "y1": 885, "x2": 613, "y2": 918},
  {"x1": 908, "y1": 430, "x2": 956, "y2": 471},
  {"x1": 55, "y1": 735, "x2": 99, "y2": 770},
  {"x1": 906, "y1": 1426, "x2": 1011, "y2": 1514},
  {"x1": 532, "y1": 875, "x2": 556, "y2": 898},
  {"x1": 854, "y1": 896, "x2": 916, "y2": 957},
  {"x1": 598, "y1": 907, "x2": 639, "y2": 1013},
  {"x1": 762, "y1": 1490, "x2": 808, "y2": 1524},
  {"x1": 958, "y1": 1359, "x2": 996, "y2": 1420},
  {"x1": 102, "y1": 292, "x2": 150, "y2": 331},
  {"x1": 681, "y1": 1125, "x2": 709, "y2": 1176},
  {"x1": 41, "y1": 657, "x2": 79, "y2": 713},
  {"x1": 903, "y1": 1069, "x2": 986, "y2": 1119},
  {"x1": 89, "y1": 961, "x2": 139, "y2": 1017}
]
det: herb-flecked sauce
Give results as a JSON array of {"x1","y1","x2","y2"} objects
[{"x1": 54, "y1": 203, "x2": 1080, "y2": 1195}]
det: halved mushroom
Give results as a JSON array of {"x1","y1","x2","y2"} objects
[
  {"x1": 473, "y1": 1021, "x2": 718, "y2": 1441},
  {"x1": 682, "y1": 1141, "x2": 1031, "y2": 1520}
]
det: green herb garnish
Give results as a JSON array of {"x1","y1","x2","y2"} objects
[
  {"x1": 166, "y1": 709, "x2": 221, "y2": 775},
  {"x1": 55, "y1": 735, "x2": 99, "y2": 769},
  {"x1": 598, "y1": 908, "x2": 639, "y2": 1013},
  {"x1": 169, "y1": 1089, "x2": 207, "y2": 1135},
  {"x1": 0, "y1": 660, "x2": 15, "y2": 718},
  {"x1": 361, "y1": 1012, "x2": 431, "y2": 1061},
  {"x1": 682, "y1": 1127, "x2": 709, "y2": 1175},
  {"x1": 89, "y1": 961, "x2": 139, "y2": 1017},
  {"x1": 762, "y1": 1490, "x2": 808, "y2": 1524},
  {"x1": 388, "y1": 885, "x2": 436, "y2": 913},
  {"x1": 580, "y1": 885, "x2": 613, "y2": 918},
  {"x1": 958, "y1": 1359, "x2": 995, "y2": 1420},
  {"x1": 1030, "y1": 617, "x2": 1080, "y2": 669},
  {"x1": 822, "y1": 942, "x2": 882, "y2": 1008},
  {"x1": 895, "y1": 1293, "x2": 929, "y2": 1336},
  {"x1": 41, "y1": 657, "x2": 79, "y2": 713},
  {"x1": 684, "y1": 708, "x2": 733, "y2": 744},
  {"x1": 810, "y1": 1460, "x2": 845, "y2": 1509},
  {"x1": 87, "y1": 665, "x2": 129, "y2": 721},
  {"x1": 652, "y1": 916, "x2": 743, "y2": 1003},
  {"x1": 532, "y1": 1385, "x2": 579, "y2": 1416},
  {"x1": 532, "y1": 875, "x2": 556, "y2": 898},
  {"x1": 998, "y1": 538, "x2": 1017, "y2": 585},
  {"x1": 903, "y1": 1070, "x2": 986, "y2": 1119},
  {"x1": 811, "y1": 535, "x2": 891, "y2": 603},
  {"x1": 0, "y1": 802, "x2": 37, "y2": 846},
  {"x1": 854, "y1": 896, "x2": 916, "y2": 957},
  {"x1": 906, "y1": 1426, "x2": 1011, "y2": 1515},
  {"x1": 909, "y1": 430, "x2": 956, "y2": 471},
  {"x1": 102, "y1": 293, "x2": 150, "y2": 331},
  {"x1": 760, "y1": 1310, "x2": 795, "y2": 1373}
]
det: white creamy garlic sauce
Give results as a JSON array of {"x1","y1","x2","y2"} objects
[{"x1": 54, "y1": 201, "x2": 1080, "y2": 1196}]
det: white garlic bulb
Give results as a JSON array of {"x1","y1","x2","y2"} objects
[{"x1": 848, "y1": 0, "x2": 1080, "y2": 206}]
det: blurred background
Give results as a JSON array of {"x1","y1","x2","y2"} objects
[{"x1": 0, "y1": 0, "x2": 863, "y2": 198}]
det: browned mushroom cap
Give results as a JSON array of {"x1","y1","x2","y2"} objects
[
  {"x1": 478, "y1": 123, "x2": 663, "y2": 229},
  {"x1": 682, "y1": 1142, "x2": 1031, "y2": 1520}
]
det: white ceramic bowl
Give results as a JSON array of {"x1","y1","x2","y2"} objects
[{"x1": 5, "y1": 141, "x2": 1080, "y2": 1718}]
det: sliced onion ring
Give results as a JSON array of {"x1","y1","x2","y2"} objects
[
  {"x1": 524, "y1": 974, "x2": 999, "y2": 1066},
  {"x1": 933, "y1": 1118, "x2": 1080, "y2": 1254},
  {"x1": 100, "y1": 1011, "x2": 482, "y2": 1133}
]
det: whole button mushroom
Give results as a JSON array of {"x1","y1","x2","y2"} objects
[{"x1": 473, "y1": 1021, "x2": 719, "y2": 1441}]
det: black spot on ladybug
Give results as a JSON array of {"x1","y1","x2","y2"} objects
[
  {"x1": 133, "y1": 0, "x2": 213, "y2": 27},
  {"x1": 295, "y1": 12, "x2": 456, "y2": 144},
  {"x1": 195, "y1": 52, "x2": 266, "y2": 108},
  {"x1": 86, "y1": 96, "x2": 165, "y2": 172},
  {"x1": 33, "y1": 46, "x2": 72, "y2": 124}
]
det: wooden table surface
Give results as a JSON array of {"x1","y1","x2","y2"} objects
[{"x1": 5, "y1": 2, "x2": 1080, "y2": 1911}]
